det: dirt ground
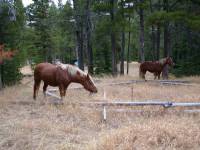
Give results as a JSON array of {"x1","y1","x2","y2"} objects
[{"x1": 0, "y1": 63, "x2": 200, "y2": 150}]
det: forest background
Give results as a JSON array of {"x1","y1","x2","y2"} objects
[{"x1": 0, "y1": 0, "x2": 199, "y2": 88}]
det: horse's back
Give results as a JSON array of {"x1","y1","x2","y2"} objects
[
  {"x1": 140, "y1": 61, "x2": 161, "y2": 72},
  {"x1": 35, "y1": 62, "x2": 55, "y2": 70},
  {"x1": 34, "y1": 63, "x2": 57, "y2": 82},
  {"x1": 140, "y1": 61, "x2": 153, "y2": 70}
]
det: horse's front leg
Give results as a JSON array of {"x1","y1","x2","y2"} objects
[
  {"x1": 59, "y1": 85, "x2": 65, "y2": 101},
  {"x1": 63, "y1": 84, "x2": 70, "y2": 97},
  {"x1": 63, "y1": 88, "x2": 67, "y2": 97}
]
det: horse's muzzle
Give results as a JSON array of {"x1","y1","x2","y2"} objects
[
  {"x1": 89, "y1": 89, "x2": 97, "y2": 96},
  {"x1": 93, "y1": 89, "x2": 98, "y2": 93}
]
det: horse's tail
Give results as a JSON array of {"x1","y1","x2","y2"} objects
[
  {"x1": 33, "y1": 78, "x2": 41, "y2": 100},
  {"x1": 33, "y1": 65, "x2": 41, "y2": 100},
  {"x1": 33, "y1": 81, "x2": 37, "y2": 100}
]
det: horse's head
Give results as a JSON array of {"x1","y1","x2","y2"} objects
[
  {"x1": 83, "y1": 74, "x2": 98, "y2": 93},
  {"x1": 166, "y1": 57, "x2": 175, "y2": 66}
]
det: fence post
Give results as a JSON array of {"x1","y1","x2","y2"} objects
[{"x1": 103, "y1": 106, "x2": 107, "y2": 121}]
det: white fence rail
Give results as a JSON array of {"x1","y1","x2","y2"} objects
[{"x1": 45, "y1": 79, "x2": 199, "y2": 121}]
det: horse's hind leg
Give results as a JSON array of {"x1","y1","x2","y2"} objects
[
  {"x1": 154, "y1": 73, "x2": 156, "y2": 80},
  {"x1": 33, "y1": 79, "x2": 41, "y2": 100},
  {"x1": 158, "y1": 72, "x2": 161, "y2": 80},
  {"x1": 154, "y1": 73, "x2": 157, "y2": 80},
  {"x1": 144, "y1": 74, "x2": 146, "y2": 81},
  {"x1": 139, "y1": 69, "x2": 146, "y2": 80},
  {"x1": 43, "y1": 83, "x2": 48, "y2": 98},
  {"x1": 142, "y1": 71, "x2": 146, "y2": 81}
]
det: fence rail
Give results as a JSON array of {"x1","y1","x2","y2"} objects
[
  {"x1": 45, "y1": 80, "x2": 199, "y2": 121},
  {"x1": 46, "y1": 80, "x2": 193, "y2": 93},
  {"x1": 79, "y1": 101, "x2": 200, "y2": 108}
]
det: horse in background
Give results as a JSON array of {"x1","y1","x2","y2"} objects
[
  {"x1": 139, "y1": 57, "x2": 174, "y2": 80},
  {"x1": 33, "y1": 62, "x2": 97, "y2": 100}
]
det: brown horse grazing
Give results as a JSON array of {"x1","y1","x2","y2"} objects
[
  {"x1": 139, "y1": 57, "x2": 174, "y2": 80},
  {"x1": 33, "y1": 62, "x2": 97, "y2": 100}
]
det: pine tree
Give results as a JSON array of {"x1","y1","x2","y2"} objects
[
  {"x1": 0, "y1": 0, "x2": 25, "y2": 88},
  {"x1": 27, "y1": 0, "x2": 52, "y2": 63}
]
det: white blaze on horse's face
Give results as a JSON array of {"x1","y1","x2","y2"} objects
[
  {"x1": 168, "y1": 57, "x2": 174, "y2": 66},
  {"x1": 88, "y1": 74, "x2": 96, "y2": 87},
  {"x1": 85, "y1": 74, "x2": 97, "y2": 93}
]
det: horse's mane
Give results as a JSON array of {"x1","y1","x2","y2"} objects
[
  {"x1": 56, "y1": 62, "x2": 96, "y2": 86},
  {"x1": 56, "y1": 62, "x2": 87, "y2": 77}
]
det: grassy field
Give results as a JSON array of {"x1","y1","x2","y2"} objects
[{"x1": 0, "y1": 63, "x2": 200, "y2": 150}]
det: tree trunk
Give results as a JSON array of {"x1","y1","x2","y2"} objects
[
  {"x1": 151, "y1": 26, "x2": 156, "y2": 61},
  {"x1": 139, "y1": 0, "x2": 145, "y2": 63},
  {"x1": 150, "y1": 0, "x2": 156, "y2": 60},
  {"x1": 120, "y1": 0, "x2": 125, "y2": 75},
  {"x1": 156, "y1": 25, "x2": 160, "y2": 60},
  {"x1": 156, "y1": 0, "x2": 161, "y2": 60},
  {"x1": 76, "y1": 30, "x2": 84, "y2": 70},
  {"x1": 73, "y1": 0, "x2": 84, "y2": 70},
  {"x1": 86, "y1": 0, "x2": 93, "y2": 74},
  {"x1": 127, "y1": 15, "x2": 131, "y2": 75},
  {"x1": 162, "y1": 0, "x2": 170, "y2": 79},
  {"x1": 110, "y1": 0, "x2": 117, "y2": 76},
  {"x1": 164, "y1": 22, "x2": 170, "y2": 57},
  {"x1": 0, "y1": 65, "x2": 2, "y2": 90},
  {"x1": 111, "y1": 32, "x2": 117, "y2": 76},
  {"x1": 0, "y1": 64, "x2": 3, "y2": 90},
  {"x1": 120, "y1": 31, "x2": 125, "y2": 75}
]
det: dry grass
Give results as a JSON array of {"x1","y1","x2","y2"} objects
[
  {"x1": 179, "y1": 76, "x2": 200, "y2": 84},
  {"x1": 86, "y1": 116, "x2": 200, "y2": 150},
  {"x1": 0, "y1": 64, "x2": 200, "y2": 150}
]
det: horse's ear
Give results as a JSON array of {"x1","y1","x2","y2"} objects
[{"x1": 87, "y1": 73, "x2": 89, "y2": 78}]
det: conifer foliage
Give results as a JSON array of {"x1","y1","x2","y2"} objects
[{"x1": 0, "y1": 0, "x2": 199, "y2": 88}]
